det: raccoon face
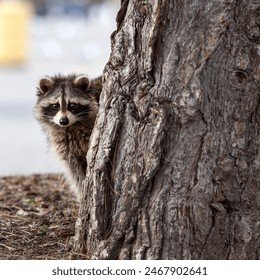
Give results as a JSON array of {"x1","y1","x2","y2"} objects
[{"x1": 35, "y1": 75, "x2": 99, "y2": 128}]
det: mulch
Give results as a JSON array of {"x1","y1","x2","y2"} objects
[{"x1": 0, "y1": 174, "x2": 78, "y2": 259}]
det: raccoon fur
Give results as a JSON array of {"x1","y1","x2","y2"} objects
[{"x1": 34, "y1": 74, "x2": 101, "y2": 200}]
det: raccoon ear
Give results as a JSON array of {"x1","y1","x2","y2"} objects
[
  {"x1": 38, "y1": 77, "x2": 54, "y2": 94},
  {"x1": 74, "y1": 76, "x2": 89, "y2": 92}
]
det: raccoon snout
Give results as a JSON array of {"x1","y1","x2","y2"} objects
[{"x1": 59, "y1": 117, "x2": 69, "y2": 126}]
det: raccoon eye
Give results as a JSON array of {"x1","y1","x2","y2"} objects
[
  {"x1": 68, "y1": 103, "x2": 78, "y2": 110},
  {"x1": 51, "y1": 103, "x2": 60, "y2": 110}
]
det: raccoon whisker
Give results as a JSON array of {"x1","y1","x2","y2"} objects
[
  {"x1": 76, "y1": 114, "x2": 88, "y2": 118},
  {"x1": 43, "y1": 116, "x2": 53, "y2": 120},
  {"x1": 41, "y1": 114, "x2": 53, "y2": 118},
  {"x1": 77, "y1": 116, "x2": 92, "y2": 123},
  {"x1": 76, "y1": 120, "x2": 88, "y2": 126},
  {"x1": 76, "y1": 111, "x2": 89, "y2": 116}
]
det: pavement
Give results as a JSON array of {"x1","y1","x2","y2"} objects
[{"x1": 0, "y1": 2, "x2": 118, "y2": 175}]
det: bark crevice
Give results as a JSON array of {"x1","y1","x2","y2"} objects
[{"x1": 73, "y1": 0, "x2": 260, "y2": 260}]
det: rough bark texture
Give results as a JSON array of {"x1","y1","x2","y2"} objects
[{"x1": 74, "y1": 0, "x2": 260, "y2": 259}]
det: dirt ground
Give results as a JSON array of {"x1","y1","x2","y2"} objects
[{"x1": 0, "y1": 174, "x2": 81, "y2": 259}]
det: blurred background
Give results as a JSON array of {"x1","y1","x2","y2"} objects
[{"x1": 0, "y1": 0, "x2": 119, "y2": 175}]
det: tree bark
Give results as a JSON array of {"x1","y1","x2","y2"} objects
[{"x1": 74, "y1": 0, "x2": 260, "y2": 259}]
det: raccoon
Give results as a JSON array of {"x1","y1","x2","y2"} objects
[{"x1": 34, "y1": 74, "x2": 101, "y2": 200}]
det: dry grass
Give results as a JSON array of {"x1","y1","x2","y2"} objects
[{"x1": 0, "y1": 174, "x2": 78, "y2": 259}]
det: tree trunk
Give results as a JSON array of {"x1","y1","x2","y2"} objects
[{"x1": 73, "y1": 0, "x2": 260, "y2": 259}]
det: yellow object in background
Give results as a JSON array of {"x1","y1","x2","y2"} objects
[{"x1": 0, "y1": 0, "x2": 32, "y2": 66}]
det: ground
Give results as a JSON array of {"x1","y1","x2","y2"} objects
[{"x1": 0, "y1": 174, "x2": 82, "y2": 259}]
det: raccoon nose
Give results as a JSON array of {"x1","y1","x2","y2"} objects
[{"x1": 59, "y1": 117, "x2": 69, "y2": 126}]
